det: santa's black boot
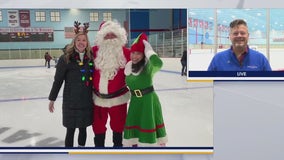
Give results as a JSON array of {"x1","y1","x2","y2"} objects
[
  {"x1": 113, "y1": 132, "x2": 123, "y2": 147},
  {"x1": 94, "y1": 133, "x2": 105, "y2": 147}
]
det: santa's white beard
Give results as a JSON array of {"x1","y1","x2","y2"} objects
[{"x1": 95, "y1": 39, "x2": 126, "y2": 80}]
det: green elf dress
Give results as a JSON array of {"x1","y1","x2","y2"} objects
[{"x1": 123, "y1": 46, "x2": 168, "y2": 147}]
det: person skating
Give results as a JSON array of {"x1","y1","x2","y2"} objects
[
  {"x1": 180, "y1": 50, "x2": 187, "y2": 76},
  {"x1": 44, "y1": 52, "x2": 52, "y2": 68}
]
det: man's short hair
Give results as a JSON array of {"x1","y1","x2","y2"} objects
[{"x1": 230, "y1": 19, "x2": 247, "y2": 28}]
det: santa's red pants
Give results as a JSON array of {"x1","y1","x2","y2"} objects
[{"x1": 92, "y1": 103, "x2": 127, "y2": 134}]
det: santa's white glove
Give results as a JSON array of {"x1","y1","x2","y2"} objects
[{"x1": 143, "y1": 40, "x2": 156, "y2": 58}]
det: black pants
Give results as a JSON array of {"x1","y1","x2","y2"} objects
[
  {"x1": 181, "y1": 65, "x2": 187, "y2": 75},
  {"x1": 65, "y1": 127, "x2": 87, "y2": 147},
  {"x1": 47, "y1": 60, "x2": 50, "y2": 68}
]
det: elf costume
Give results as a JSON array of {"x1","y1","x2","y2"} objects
[{"x1": 123, "y1": 33, "x2": 168, "y2": 147}]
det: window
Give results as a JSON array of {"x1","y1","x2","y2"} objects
[
  {"x1": 0, "y1": 10, "x2": 2, "y2": 22},
  {"x1": 50, "y1": 11, "x2": 60, "y2": 22},
  {"x1": 90, "y1": 12, "x2": 99, "y2": 22},
  {"x1": 103, "y1": 12, "x2": 112, "y2": 21},
  {"x1": 35, "y1": 11, "x2": 46, "y2": 22}
]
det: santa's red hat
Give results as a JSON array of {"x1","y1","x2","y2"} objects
[
  {"x1": 99, "y1": 21, "x2": 106, "y2": 30},
  {"x1": 131, "y1": 33, "x2": 148, "y2": 53}
]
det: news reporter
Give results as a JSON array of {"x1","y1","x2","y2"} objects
[{"x1": 207, "y1": 19, "x2": 272, "y2": 71}]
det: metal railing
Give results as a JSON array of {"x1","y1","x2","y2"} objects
[
  {"x1": 146, "y1": 28, "x2": 187, "y2": 58},
  {"x1": 0, "y1": 29, "x2": 187, "y2": 60},
  {"x1": 0, "y1": 48, "x2": 64, "y2": 60}
]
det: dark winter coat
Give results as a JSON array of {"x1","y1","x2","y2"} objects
[
  {"x1": 48, "y1": 51, "x2": 94, "y2": 128},
  {"x1": 180, "y1": 50, "x2": 187, "y2": 66},
  {"x1": 45, "y1": 53, "x2": 52, "y2": 62}
]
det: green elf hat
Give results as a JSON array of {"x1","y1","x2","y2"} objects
[{"x1": 131, "y1": 33, "x2": 148, "y2": 53}]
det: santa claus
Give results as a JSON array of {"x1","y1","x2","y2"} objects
[{"x1": 92, "y1": 20, "x2": 131, "y2": 147}]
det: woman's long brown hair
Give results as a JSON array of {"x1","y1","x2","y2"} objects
[{"x1": 64, "y1": 33, "x2": 93, "y2": 63}]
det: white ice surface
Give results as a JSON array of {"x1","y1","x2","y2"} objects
[{"x1": 0, "y1": 58, "x2": 213, "y2": 147}]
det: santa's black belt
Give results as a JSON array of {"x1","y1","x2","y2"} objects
[
  {"x1": 93, "y1": 86, "x2": 128, "y2": 99},
  {"x1": 130, "y1": 86, "x2": 154, "y2": 98}
]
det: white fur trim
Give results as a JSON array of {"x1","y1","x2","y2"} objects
[
  {"x1": 138, "y1": 142, "x2": 160, "y2": 147},
  {"x1": 123, "y1": 135, "x2": 168, "y2": 147},
  {"x1": 98, "y1": 76, "x2": 109, "y2": 93},
  {"x1": 124, "y1": 61, "x2": 132, "y2": 76},
  {"x1": 123, "y1": 138, "x2": 139, "y2": 147},
  {"x1": 124, "y1": 60, "x2": 147, "y2": 76},
  {"x1": 157, "y1": 136, "x2": 168, "y2": 144},
  {"x1": 138, "y1": 136, "x2": 168, "y2": 147},
  {"x1": 95, "y1": 20, "x2": 127, "y2": 46},
  {"x1": 93, "y1": 91, "x2": 130, "y2": 108},
  {"x1": 145, "y1": 50, "x2": 156, "y2": 59}
]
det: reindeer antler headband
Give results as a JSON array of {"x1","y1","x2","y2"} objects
[
  {"x1": 74, "y1": 21, "x2": 89, "y2": 34},
  {"x1": 83, "y1": 22, "x2": 89, "y2": 33}
]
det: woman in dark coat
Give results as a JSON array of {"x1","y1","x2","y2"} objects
[{"x1": 48, "y1": 22, "x2": 94, "y2": 147}]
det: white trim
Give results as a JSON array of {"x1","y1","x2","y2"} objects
[
  {"x1": 124, "y1": 61, "x2": 132, "y2": 76},
  {"x1": 124, "y1": 61, "x2": 144, "y2": 76},
  {"x1": 123, "y1": 135, "x2": 168, "y2": 147},
  {"x1": 145, "y1": 50, "x2": 156, "y2": 59},
  {"x1": 93, "y1": 92, "x2": 130, "y2": 108},
  {"x1": 98, "y1": 76, "x2": 109, "y2": 93}
]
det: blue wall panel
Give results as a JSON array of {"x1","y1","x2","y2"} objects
[
  {"x1": 173, "y1": 9, "x2": 187, "y2": 29},
  {"x1": 130, "y1": 9, "x2": 149, "y2": 39}
]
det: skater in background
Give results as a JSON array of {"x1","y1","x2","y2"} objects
[
  {"x1": 207, "y1": 19, "x2": 272, "y2": 71},
  {"x1": 91, "y1": 20, "x2": 131, "y2": 147},
  {"x1": 180, "y1": 50, "x2": 187, "y2": 76},
  {"x1": 48, "y1": 21, "x2": 94, "y2": 147},
  {"x1": 53, "y1": 56, "x2": 58, "y2": 68},
  {"x1": 44, "y1": 52, "x2": 52, "y2": 68},
  {"x1": 123, "y1": 33, "x2": 168, "y2": 147}
]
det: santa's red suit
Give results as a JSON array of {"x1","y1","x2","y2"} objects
[{"x1": 92, "y1": 20, "x2": 130, "y2": 147}]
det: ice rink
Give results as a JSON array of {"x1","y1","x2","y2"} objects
[{"x1": 0, "y1": 58, "x2": 213, "y2": 148}]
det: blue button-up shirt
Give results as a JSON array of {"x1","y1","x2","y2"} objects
[{"x1": 207, "y1": 46, "x2": 272, "y2": 71}]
